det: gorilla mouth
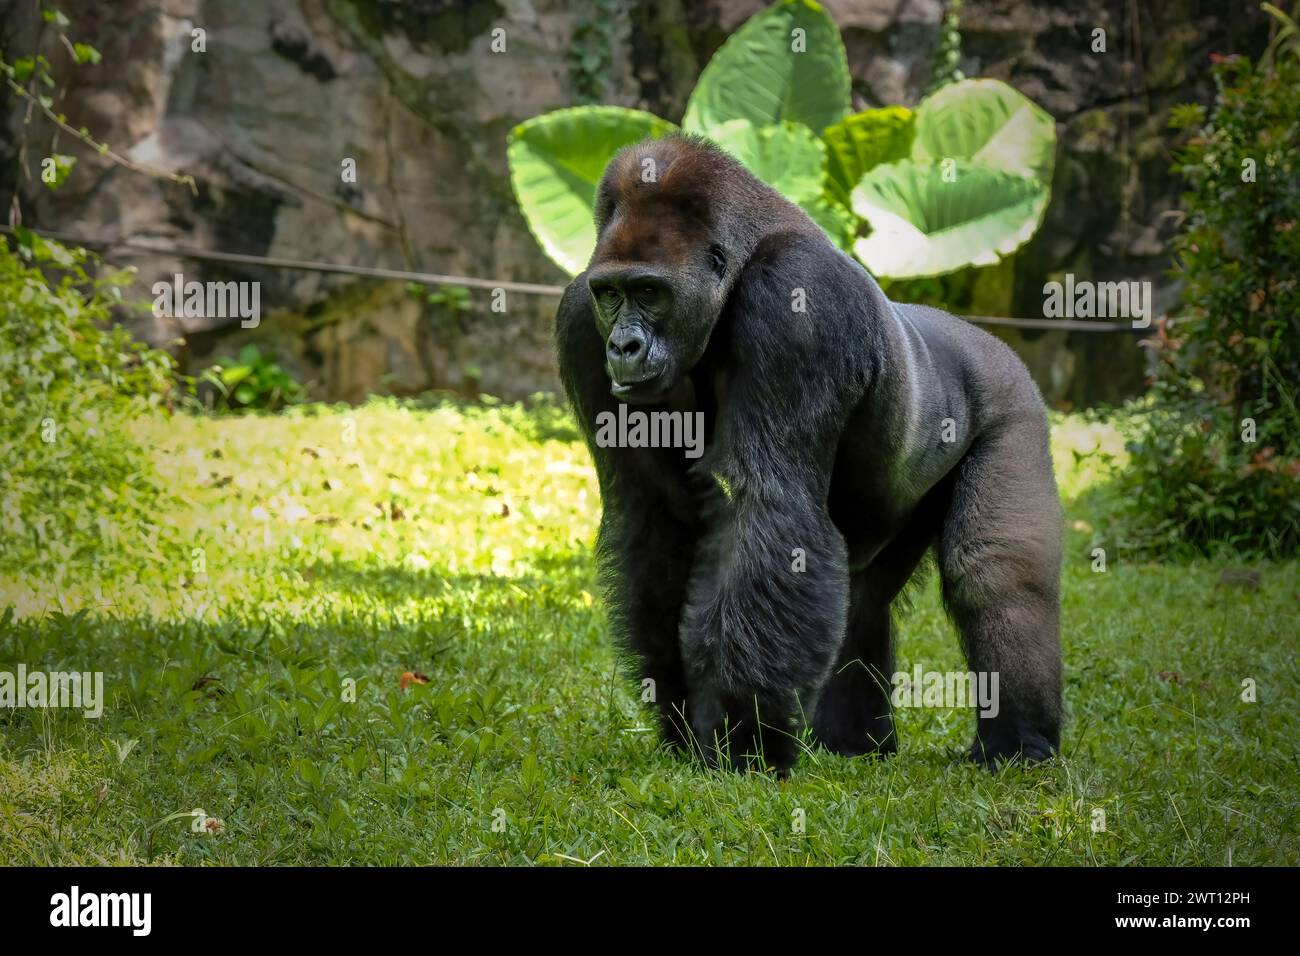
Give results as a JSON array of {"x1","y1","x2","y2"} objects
[{"x1": 610, "y1": 372, "x2": 668, "y2": 403}]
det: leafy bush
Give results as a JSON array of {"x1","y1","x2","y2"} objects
[
  {"x1": 507, "y1": 0, "x2": 1055, "y2": 279},
  {"x1": 0, "y1": 230, "x2": 179, "y2": 572},
  {"x1": 1115, "y1": 52, "x2": 1300, "y2": 556},
  {"x1": 925, "y1": 0, "x2": 965, "y2": 94},
  {"x1": 200, "y1": 344, "x2": 306, "y2": 412}
]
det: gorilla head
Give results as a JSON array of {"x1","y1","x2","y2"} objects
[{"x1": 584, "y1": 137, "x2": 756, "y2": 403}]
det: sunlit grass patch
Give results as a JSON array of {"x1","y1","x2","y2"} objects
[{"x1": 0, "y1": 400, "x2": 1295, "y2": 865}]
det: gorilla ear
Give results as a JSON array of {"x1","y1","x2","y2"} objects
[{"x1": 708, "y1": 244, "x2": 727, "y2": 277}]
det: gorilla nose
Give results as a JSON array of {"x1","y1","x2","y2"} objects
[{"x1": 607, "y1": 325, "x2": 649, "y2": 381}]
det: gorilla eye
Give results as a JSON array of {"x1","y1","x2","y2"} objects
[
  {"x1": 708, "y1": 245, "x2": 727, "y2": 276},
  {"x1": 640, "y1": 285, "x2": 657, "y2": 299}
]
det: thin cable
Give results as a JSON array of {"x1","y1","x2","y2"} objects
[{"x1": 1, "y1": 224, "x2": 1150, "y2": 330}]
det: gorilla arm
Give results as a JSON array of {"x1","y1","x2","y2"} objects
[
  {"x1": 677, "y1": 232, "x2": 879, "y2": 772},
  {"x1": 556, "y1": 275, "x2": 700, "y2": 748}
]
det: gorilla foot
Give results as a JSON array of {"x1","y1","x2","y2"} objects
[
  {"x1": 702, "y1": 723, "x2": 801, "y2": 776},
  {"x1": 813, "y1": 724, "x2": 898, "y2": 759},
  {"x1": 689, "y1": 696, "x2": 803, "y2": 776},
  {"x1": 967, "y1": 725, "x2": 1057, "y2": 770},
  {"x1": 811, "y1": 684, "x2": 897, "y2": 758}
]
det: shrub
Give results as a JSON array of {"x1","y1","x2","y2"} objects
[
  {"x1": 199, "y1": 343, "x2": 305, "y2": 412},
  {"x1": 1115, "y1": 52, "x2": 1300, "y2": 556},
  {"x1": 0, "y1": 230, "x2": 178, "y2": 572}
]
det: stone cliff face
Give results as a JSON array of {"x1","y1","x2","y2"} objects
[{"x1": 0, "y1": 0, "x2": 1270, "y2": 406}]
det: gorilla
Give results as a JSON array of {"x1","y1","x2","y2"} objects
[{"x1": 556, "y1": 134, "x2": 1062, "y2": 775}]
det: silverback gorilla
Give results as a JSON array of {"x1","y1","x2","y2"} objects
[{"x1": 556, "y1": 135, "x2": 1062, "y2": 775}]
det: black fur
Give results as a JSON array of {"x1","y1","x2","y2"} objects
[{"x1": 557, "y1": 135, "x2": 1062, "y2": 775}]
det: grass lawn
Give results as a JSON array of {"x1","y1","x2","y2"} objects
[{"x1": 1, "y1": 399, "x2": 1296, "y2": 865}]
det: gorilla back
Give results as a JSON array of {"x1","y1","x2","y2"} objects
[{"x1": 556, "y1": 134, "x2": 1062, "y2": 775}]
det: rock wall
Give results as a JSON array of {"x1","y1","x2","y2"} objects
[{"x1": 0, "y1": 0, "x2": 1271, "y2": 405}]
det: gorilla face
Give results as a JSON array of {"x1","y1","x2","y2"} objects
[
  {"x1": 586, "y1": 267, "x2": 678, "y2": 402},
  {"x1": 586, "y1": 244, "x2": 728, "y2": 402},
  {"x1": 586, "y1": 146, "x2": 734, "y2": 404}
]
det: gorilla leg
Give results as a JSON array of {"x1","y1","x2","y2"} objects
[
  {"x1": 679, "y1": 484, "x2": 849, "y2": 776},
  {"x1": 598, "y1": 503, "x2": 696, "y2": 750},
  {"x1": 814, "y1": 490, "x2": 945, "y2": 757},
  {"x1": 685, "y1": 682, "x2": 805, "y2": 775},
  {"x1": 811, "y1": 579, "x2": 896, "y2": 757},
  {"x1": 937, "y1": 419, "x2": 1062, "y2": 768}
]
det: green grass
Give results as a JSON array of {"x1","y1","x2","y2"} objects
[{"x1": 1, "y1": 400, "x2": 1296, "y2": 865}]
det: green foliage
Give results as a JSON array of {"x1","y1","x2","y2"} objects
[
  {"x1": 425, "y1": 284, "x2": 471, "y2": 313},
  {"x1": 851, "y1": 78, "x2": 1055, "y2": 280},
  {"x1": 925, "y1": 0, "x2": 966, "y2": 95},
  {"x1": 40, "y1": 153, "x2": 76, "y2": 188},
  {"x1": 822, "y1": 106, "x2": 915, "y2": 208},
  {"x1": 507, "y1": 106, "x2": 678, "y2": 275},
  {"x1": 709, "y1": 120, "x2": 825, "y2": 204},
  {"x1": 1260, "y1": 1, "x2": 1300, "y2": 68},
  {"x1": 681, "y1": 0, "x2": 850, "y2": 135},
  {"x1": 507, "y1": 0, "x2": 1055, "y2": 280},
  {"x1": 0, "y1": 231, "x2": 178, "y2": 573},
  {"x1": 1, "y1": 16, "x2": 101, "y2": 139},
  {"x1": 408, "y1": 281, "x2": 473, "y2": 316},
  {"x1": 2, "y1": 10, "x2": 195, "y2": 196},
  {"x1": 858, "y1": 73, "x2": 1057, "y2": 300},
  {"x1": 200, "y1": 344, "x2": 306, "y2": 412},
  {"x1": 852, "y1": 161, "x2": 1049, "y2": 279},
  {"x1": 797, "y1": 193, "x2": 857, "y2": 251},
  {"x1": 71, "y1": 42, "x2": 101, "y2": 65},
  {"x1": 567, "y1": 0, "x2": 627, "y2": 104},
  {"x1": 912, "y1": 78, "x2": 1056, "y2": 188},
  {"x1": 709, "y1": 119, "x2": 863, "y2": 250},
  {"x1": 1115, "y1": 55, "x2": 1300, "y2": 556}
]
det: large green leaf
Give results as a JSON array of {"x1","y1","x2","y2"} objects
[
  {"x1": 709, "y1": 119, "x2": 825, "y2": 202},
  {"x1": 507, "y1": 106, "x2": 677, "y2": 275},
  {"x1": 683, "y1": 0, "x2": 850, "y2": 136},
  {"x1": 822, "y1": 106, "x2": 915, "y2": 207},
  {"x1": 912, "y1": 78, "x2": 1057, "y2": 187},
  {"x1": 851, "y1": 159, "x2": 1049, "y2": 279},
  {"x1": 710, "y1": 120, "x2": 852, "y2": 249},
  {"x1": 799, "y1": 193, "x2": 856, "y2": 251}
]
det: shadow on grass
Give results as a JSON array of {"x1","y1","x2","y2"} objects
[
  {"x1": 298, "y1": 548, "x2": 595, "y2": 607},
  {"x1": 0, "y1": 547, "x2": 603, "y2": 720}
]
